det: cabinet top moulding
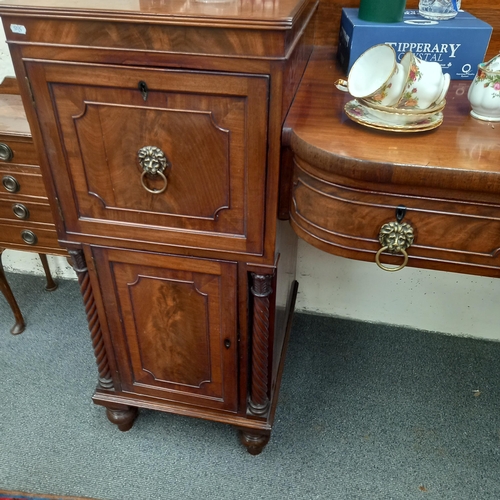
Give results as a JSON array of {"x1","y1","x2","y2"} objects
[
  {"x1": 0, "y1": 0, "x2": 312, "y2": 29},
  {"x1": 0, "y1": 0, "x2": 318, "y2": 61}
]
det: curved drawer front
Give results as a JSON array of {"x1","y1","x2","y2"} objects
[
  {"x1": 291, "y1": 157, "x2": 500, "y2": 276},
  {"x1": 26, "y1": 61, "x2": 269, "y2": 256}
]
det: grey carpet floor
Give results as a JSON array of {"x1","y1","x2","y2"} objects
[{"x1": 1, "y1": 272, "x2": 500, "y2": 500}]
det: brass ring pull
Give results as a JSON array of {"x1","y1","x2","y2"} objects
[
  {"x1": 137, "y1": 145, "x2": 170, "y2": 195},
  {"x1": 375, "y1": 246, "x2": 409, "y2": 272},
  {"x1": 140, "y1": 169, "x2": 167, "y2": 194}
]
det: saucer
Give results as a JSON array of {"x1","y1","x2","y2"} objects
[
  {"x1": 358, "y1": 102, "x2": 440, "y2": 126},
  {"x1": 344, "y1": 100, "x2": 443, "y2": 132},
  {"x1": 359, "y1": 97, "x2": 446, "y2": 115}
]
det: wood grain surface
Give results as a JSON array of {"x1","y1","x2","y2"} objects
[
  {"x1": 284, "y1": 47, "x2": 500, "y2": 196},
  {"x1": 0, "y1": 0, "x2": 312, "y2": 26},
  {"x1": 283, "y1": 47, "x2": 500, "y2": 277}
]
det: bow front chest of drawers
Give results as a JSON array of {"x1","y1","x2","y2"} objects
[{"x1": 0, "y1": 0, "x2": 317, "y2": 453}]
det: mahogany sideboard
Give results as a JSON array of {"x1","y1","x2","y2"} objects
[
  {"x1": 0, "y1": 0, "x2": 316, "y2": 454},
  {"x1": 283, "y1": 47, "x2": 500, "y2": 279},
  {"x1": 0, "y1": 78, "x2": 63, "y2": 335}
]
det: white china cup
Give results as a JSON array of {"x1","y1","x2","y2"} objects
[
  {"x1": 335, "y1": 44, "x2": 405, "y2": 107},
  {"x1": 395, "y1": 52, "x2": 449, "y2": 110}
]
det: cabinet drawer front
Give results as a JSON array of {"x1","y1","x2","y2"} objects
[
  {"x1": 91, "y1": 247, "x2": 238, "y2": 411},
  {"x1": 291, "y1": 162, "x2": 500, "y2": 273},
  {"x1": 0, "y1": 164, "x2": 47, "y2": 199},
  {"x1": 0, "y1": 198, "x2": 54, "y2": 224},
  {"x1": 0, "y1": 137, "x2": 38, "y2": 166},
  {"x1": 27, "y1": 62, "x2": 269, "y2": 255},
  {"x1": 0, "y1": 223, "x2": 59, "y2": 251}
]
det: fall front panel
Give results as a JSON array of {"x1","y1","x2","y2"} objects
[{"x1": 25, "y1": 61, "x2": 269, "y2": 254}]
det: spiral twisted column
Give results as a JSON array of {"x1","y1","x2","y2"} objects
[
  {"x1": 69, "y1": 249, "x2": 114, "y2": 390},
  {"x1": 248, "y1": 273, "x2": 273, "y2": 416}
]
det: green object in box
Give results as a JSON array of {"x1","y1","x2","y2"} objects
[{"x1": 358, "y1": 0, "x2": 407, "y2": 23}]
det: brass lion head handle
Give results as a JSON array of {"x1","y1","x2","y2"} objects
[
  {"x1": 375, "y1": 206, "x2": 414, "y2": 272},
  {"x1": 137, "y1": 146, "x2": 170, "y2": 194}
]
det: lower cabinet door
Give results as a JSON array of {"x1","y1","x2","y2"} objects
[{"x1": 91, "y1": 246, "x2": 238, "y2": 412}]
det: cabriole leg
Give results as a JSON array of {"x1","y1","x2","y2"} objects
[
  {"x1": 38, "y1": 253, "x2": 58, "y2": 291},
  {"x1": 0, "y1": 248, "x2": 25, "y2": 335}
]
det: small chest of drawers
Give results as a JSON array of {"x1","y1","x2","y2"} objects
[
  {"x1": 0, "y1": 94, "x2": 59, "y2": 248},
  {"x1": 0, "y1": 83, "x2": 65, "y2": 334}
]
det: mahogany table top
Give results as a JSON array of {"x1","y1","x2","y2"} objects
[
  {"x1": 283, "y1": 47, "x2": 500, "y2": 198},
  {"x1": 0, "y1": 0, "x2": 309, "y2": 26}
]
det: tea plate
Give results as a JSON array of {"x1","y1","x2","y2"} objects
[{"x1": 344, "y1": 100, "x2": 443, "y2": 132}]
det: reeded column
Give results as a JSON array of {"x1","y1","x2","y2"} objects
[{"x1": 68, "y1": 249, "x2": 113, "y2": 390}]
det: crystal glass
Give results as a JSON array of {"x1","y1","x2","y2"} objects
[{"x1": 418, "y1": 0, "x2": 461, "y2": 20}]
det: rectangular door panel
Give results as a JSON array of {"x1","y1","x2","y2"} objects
[
  {"x1": 26, "y1": 62, "x2": 269, "y2": 255},
  {"x1": 91, "y1": 247, "x2": 239, "y2": 411}
]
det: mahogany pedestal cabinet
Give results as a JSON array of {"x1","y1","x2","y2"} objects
[{"x1": 0, "y1": 0, "x2": 317, "y2": 454}]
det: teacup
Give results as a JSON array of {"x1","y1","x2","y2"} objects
[
  {"x1": 468, "y1": 54, "x2": 500, "y2": 122},
  {"x1": 395, "y1": 52, "x2": 449, "y2": 110},
  {"x1": 335, "y1": 44, "x2": 405, "y2": 107}
]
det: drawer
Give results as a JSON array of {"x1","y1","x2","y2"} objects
[
  {"x1": 0, "y1": 136, "x2": 38, "y2": 166},
  {"x1": 291, "y1": 158, "x2": 500, "y2": 275},
  {"x1": 0, "y1": 223, "x2": 60, "y2": 252},
  {"x1": 0, "y1": 164, "x2": 48, "y2": 198},
  {"x1": 26, "y1": 61, "x2": 269, "y2": 255},
  {"x1": 0, "y1": 198, "x2": 55, "y2": 224}
]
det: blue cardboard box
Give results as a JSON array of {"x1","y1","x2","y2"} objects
[{"x1": 337, "y1": 8, "x2": 492, "y2": 80}]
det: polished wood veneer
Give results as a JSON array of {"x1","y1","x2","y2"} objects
[
  {"x1": 0, "y1": 80, "x2": 63, "y2": 335},
  {"x1": 0, "y1": 0, "x2": 315, "y2": 454},
  {"x1": 5, "y1": 0, "x2": 498, "y2": 454},
  {"x1": 283, "y1": 47, "x2": 500, "y2": 277}
]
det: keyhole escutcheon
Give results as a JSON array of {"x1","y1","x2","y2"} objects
[{"x1": 139, "y1": 80, "x2": 148, "y2": 101}]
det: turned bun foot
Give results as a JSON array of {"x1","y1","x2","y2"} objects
[
  {"x1": 239, "y1": 430, "x2": 270, "y2": 455},
  {"x1": 106, "y1": 406, "x2": 138, "y2": 432}
]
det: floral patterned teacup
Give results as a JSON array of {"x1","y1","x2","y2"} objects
[
  {"x1": 334, "y1": 44, "x2": 405, "y2": 107},
  {"x1": 468, "y1": 54, "x2": 500, "y2": 122},
  {"x1": 394, "y1": 52, "x2": 449, "y2": 110}
]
